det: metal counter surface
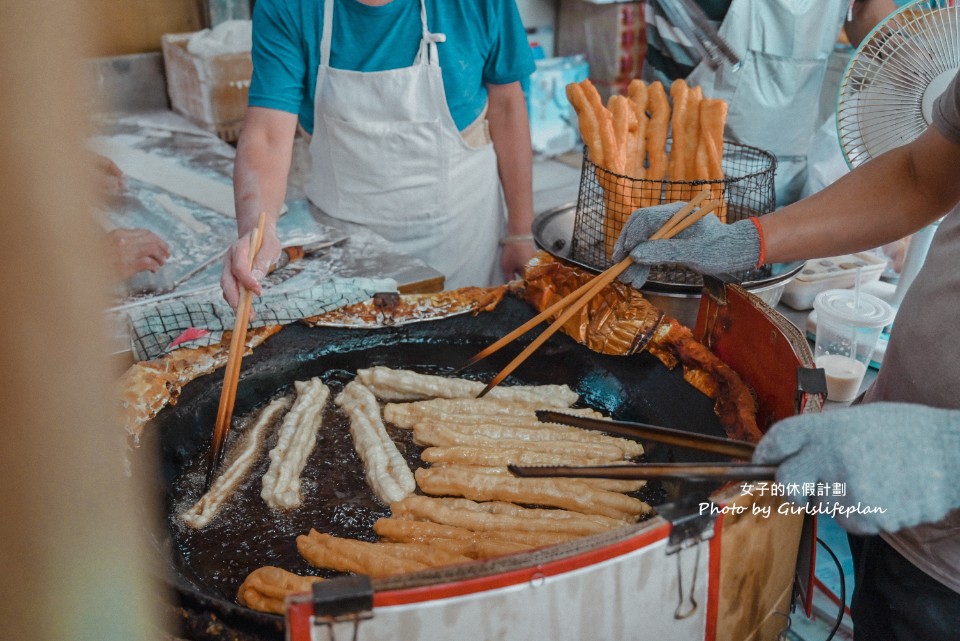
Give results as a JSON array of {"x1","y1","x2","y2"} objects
[{"x1": 94, "y1": 110, "x2": 443, "y2": 357}]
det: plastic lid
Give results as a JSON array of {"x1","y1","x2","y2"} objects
[{"x1": 813, "y1": 289, "x2": 895, "y2": 328}]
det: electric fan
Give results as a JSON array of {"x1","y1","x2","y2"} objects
[
  {"x1": 826, "y1": 0, "x2": 960, "y2": 364},
  {"x1": 838, "y1": 0, "x2": 960, "y2": 169}
]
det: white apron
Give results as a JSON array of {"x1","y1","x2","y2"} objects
[
  {"x1": 686, "y1": 0, "x2": 849, "y2": 206},
  {"x1": 304, "y1": 0, "x2": 505, "y2": 289}
]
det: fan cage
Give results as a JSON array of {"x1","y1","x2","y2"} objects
[
  {"x1": 838, "y1": 0, "x2": 960, "y2": 168},
  {"x1": 570, "y1": 141, "x2": 777, "y2": 287}
]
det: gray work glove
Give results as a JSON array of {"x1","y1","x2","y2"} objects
[
  {"x1": 753, "y1": 403, "x2": 960, "y2": 535},
  {"x1": 611, "y1": 202, "x2": 763, "y2": 289}
]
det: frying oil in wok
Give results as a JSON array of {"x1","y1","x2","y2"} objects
[
  {"x1": 170, "y1": 376, "x2": 416, "y2": 601},
  {"x1": 168, "y1": 370, "x2": 662, "y2": 606}
]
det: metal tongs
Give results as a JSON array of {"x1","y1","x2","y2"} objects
[
  {"x1": 651, "y1": 0, "x2": 740, "y2": 71},
  {"x1": 507, "y1": 410, "x2": 775, "y2": 482}
]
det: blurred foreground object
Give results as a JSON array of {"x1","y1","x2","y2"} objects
[{"x1": 0, "y1": 1, "x2": 163, "y2": 640}]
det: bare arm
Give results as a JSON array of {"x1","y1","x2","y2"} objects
[
  {"x1": 486, "y1": 81, "x2": 536, "y2": 279},
  {"x1": 762, "y1": 124, "x2": 960, "y2": 263},
  {"x1": 222, "y1": 106, "x2": 299, "y2": 307}
]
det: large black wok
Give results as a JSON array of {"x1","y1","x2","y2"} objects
[{"x1": 137, "y1": 295, "x2": 733, "y2": 640}]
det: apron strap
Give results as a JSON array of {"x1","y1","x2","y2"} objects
[
  {"x1": 415, "y1": 0, "x2": 445, "y2": 65},
  {"x1": 320, "y1": 0, "x2": 334, "y2": 68}
]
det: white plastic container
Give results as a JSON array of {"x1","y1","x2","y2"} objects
[
  {"x1": 780, "y1": 252, "x2": 887, "y2": 310},
  {"x1": 813, "y1": 289, "x2": 894, "y2": 402}
]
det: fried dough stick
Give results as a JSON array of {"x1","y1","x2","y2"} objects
[
  {"x1": 698, "y1": 98, "x2": 729, "y2": 221},
  {"x1": 297, "y1": 530, "x2": 471, "y2": 577},
  {"x1": 678, "y1": 85, "x2": 703, "y2": 201},
  {"x1": 608, "y1": 95, "x2": 634, "y2": 176},
  {"x1": 402, "y1": 536, "x2": 532, "y2": 560},
  {"x1": 668, "y1": 79, "x2": 691, "y2": 183},
  {"x1": 336, "y1": 381, "x2": 415, "y2": 505},
  {"x1": 626, "y1": 80, "x2": 649, "y2": 179},
  {"x1": 412, "y1": 419, "x2": 643, "y2": 459},
  {"x1": 391, "y1": 496, "x2": 626, "y2": 535},
  {"x1": 682, "y1": 86, "x2": 703, "y2": 179},
  {"x1": 581, "y1": 79, "x2": 622, "y2": 174},
  {"x1": 383, "y1": 398, "x2": 600, "y2": 428},
  {"x1": 237, "y1": 566, "x2": 323, "y2": 615},
  {"x1": 356, "y1": 366, "x2": 579, "y2": 407},
  {"x1": 642, "y1": 81, "x2": 671, "y2": 207},
  {"x1": 415, "y1": 466, "x2": 650, "y2": 521},
  {"x1": 411, "y1": 422, "x2": 627, "y2": 462},
  {"x1": 605, "y1": 93, "x2": 642, "y2": 258},
  {"x1": 387, "y1": 408, "x2": 605, "y2": 431},
  {"x1": 420, "y1": 461, "x2": 644, "y2": 494},
  {"x1": 421, "y1": 445, "x2": 613, "y2": 468},
  {"x1": 375, "y1": 517, "x2": 578, "y2": 548},
  {"x1": 181, "y1": 395, "x2": 291, "y2": 528},
  {"x1": 566, "y1": 82, "x2": 605, "y2": 168},
  {"x1": 261, "y1": 378, "x2": 329, "y2": 510}
]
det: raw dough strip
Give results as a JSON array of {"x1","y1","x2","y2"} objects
[
  {"x1": 415, "y1": 465, "x2": 650, "y2": 521},
  {"x1": 356, "y1": 366, "x2": 579, "y2": 407},
  {"x1": 237, "y1": 566, "x2": 323, "y2": 615},
  {"x1": 181, "y1": 395, "x2": 292, "y2": 528},
  {"x1": 335, "y1": 381, "x2": 416, "y2": 504},
  {"x1": 391, "y1": 496, "x2": 625, "y2": 535},
  {"x1": 374, "y1": 517, "x2": 578, "y2": 548},
  {"x1": 261, "y1": 378, "x2": 330, "y2": 511},
  {"x1": 297, "y1": 530, "x2": 470, "y2": 577},
  {"x1": 414, "y1": 419, "x2": 643, "y2": 458},
  {"x1": 411, "y1": 422, "x2": 627, "y2": 462},
  {"x1": 153, "y1": 192, "x2": 212, "y2": 235}
]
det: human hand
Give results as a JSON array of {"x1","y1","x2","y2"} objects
[
  {"x1": 93, "y1": 153, "x2": 125, "y2": 196},
  {"x1": 500, "y1": 238, "x2": 536, "y2": 282},
  {"x1": 108, "y1": 228, "x2": 171, "y2": 280},
  {"x1": 753, "y1": 403, "x2": 960, "y2": 535},
  {"x1": 220, "y1": 225, "x2": 281, "y2": 310},
  {"x1": 611, "y1": 202, "x2": 763, "y2": 289}
]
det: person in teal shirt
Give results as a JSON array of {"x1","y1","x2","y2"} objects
[
  {"x1": 223, "y1": 0, "x2": 537, "y2": 302},
  {"x1": 248, "y1": 0, "x2": 533, "y2": 134}
]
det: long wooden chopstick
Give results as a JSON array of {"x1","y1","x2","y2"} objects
[
  {"x1": 455, "y1": 191, "x2": 710, "y2": 377},
  {"x1": 476, "y1": 195, "x2": 719, "y2": 398},
  {"x1": 206, "y1": 211, "x2": 268, "y2": 487}
]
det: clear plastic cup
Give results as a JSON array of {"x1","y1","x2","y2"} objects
[{"x1": 813, "y1": 289, "x2": 894, "y2": 402}]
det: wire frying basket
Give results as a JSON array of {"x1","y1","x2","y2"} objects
[{"x1": 570, "y1": 140, "x2": 777, "y2": 286}]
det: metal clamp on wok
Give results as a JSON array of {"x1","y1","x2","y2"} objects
[
  {"x1": 658, "y1": 497, "x2": 715, "y2": 620},
  {"x1": 796, "y1": 365, "x2": 828, "y2": 414},
  {"x1": 285, "y1": 575, "x2": 374, "y2": 641}
]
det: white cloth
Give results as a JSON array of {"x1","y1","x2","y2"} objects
[
  {"x1": 801, "y1": 116, "x2": 850, "y2": 199},
  {"x1": 687, "y1": 0, "x2": 849, "y2": 206},
  {"x1": 304, "y1": 0, "x2": 505, "y2": 289}
]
